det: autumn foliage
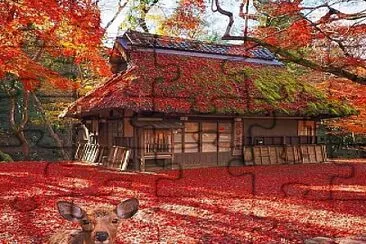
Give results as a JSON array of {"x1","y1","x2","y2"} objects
[
  {"x1": 1, "y1": 0, "x2": 365, "y2": 135},
  {"x1": 315, "y1": 78, "x2": 366, "y2": 133},
  {"x1": 0, "y1": 161, "x2": 365, "y2": 242},
  {"x1": 66, "y1": 49, "x2": 355, "y2": 118},
  {"x1": 0, "y1": 0, "x2": 110, "y2": 90},
  {"x1": 160, "y1": 0, "x2": 205, "y2": 38},
  {"x1": 172, "y1": 0, "x2": 365, "y2": 133}
]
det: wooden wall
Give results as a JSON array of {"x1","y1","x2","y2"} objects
[{"x1": 244, "y1": 119, "x2": 299, "y2": 137}]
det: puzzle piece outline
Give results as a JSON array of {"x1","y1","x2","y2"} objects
[{"x1": 0, "y1": 12, "x2": 365, "y2": 243}]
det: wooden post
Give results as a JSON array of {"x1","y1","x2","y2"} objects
[
  {"x1": 139, "y1": 129, "x2": 145, "y2": 172},
  {"x1": 259, "y1": 146, "x2": 263, "y2": 165},
  {"x1": 170, "y1": 128, "x2": 174, "y2": 170},
  {"x1": 121, "y1": 149, "x2": 131, "y2": 171}
]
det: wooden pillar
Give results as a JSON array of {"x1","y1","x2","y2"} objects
[
  {"x1": 133, "y1": 123, "x2": 139, "y2": 171},
  {"x1": 138, "y1": 128, "x2": 145, "y2": 172},
  {"x1": 170, "y1": 128, "x2": 174, "y2": 170}
]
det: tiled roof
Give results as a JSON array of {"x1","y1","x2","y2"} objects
[{"x1": 117, "y1": 30, "x2": 277, "y2": 61}]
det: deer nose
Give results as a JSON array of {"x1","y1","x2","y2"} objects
[{"x1": 95, "y1": 231, "x2": 109, "y2": 242}]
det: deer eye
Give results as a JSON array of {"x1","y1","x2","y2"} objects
[
  {"x1": 112, "y1": 219, "x2": 119, "y2": 224},
  {"x1": 82, "y1": 219, "x2": 90, "y2": 225}
]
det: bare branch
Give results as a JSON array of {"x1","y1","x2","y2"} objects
[
  {"x1": 214, "y1": 0, "x2": 366, "y2": 84},
  {"x1": 213, "y1": 0, "x2": 234, "y2": 37},
  {"x1": 222, "y1": 35, "x2": 366, "y2": 85},
  {"x1": 103, "y1": 0, "x2": 129, "y2": 33},
  {"x1": 138, "y1": 0, "x2": 159, "y2": 33}
]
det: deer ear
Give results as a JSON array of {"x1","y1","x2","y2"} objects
[
  {"x1": 116, "y1": 198, "x2": 139, "y2": 219},
  {"x1": 57, "y1": 201, "x2": 85, "y2": 222}
]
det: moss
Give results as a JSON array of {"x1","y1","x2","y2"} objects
[
  {"x1": 245, "y1": 67, "x2": 304, "y2": 104},
  {"x1": 304, "y1": 100, "x2": 357, "y2": 117},
  {"x1": 0, "y1": 150, "x2": 13, "y2": 162},
  {"x1": 238, "y1": 66, "x2": 357, "y2": 118}
]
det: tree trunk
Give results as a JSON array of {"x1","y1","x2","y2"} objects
[
  {"x1": 31, "y1": 92, "x2": 70, "y2": 160},
  {"x1": 8, "y1": 92, "x2": 30, "y2": 160},
  {"x1": 16, "y1": 130, "x2": 30, "y2": 159}
]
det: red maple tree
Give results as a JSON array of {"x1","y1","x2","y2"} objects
[
  {"x1": 0, "y1": 0, "x2": 110, "y2": 89},
  {"x1": 170, "y1": 0, "x2": 366, "y2": 133},
  {"x1": 0, "y1": 0, "x2": 111, "y2": 158}
]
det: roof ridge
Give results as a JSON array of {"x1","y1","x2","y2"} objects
[
  {"x1": 119, "y1": 29, "x2": 276, "y2": 61},
  {"x1": 123, "y1": 29, "x2": 251, "y2": 49}
]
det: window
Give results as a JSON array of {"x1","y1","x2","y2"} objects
[
  {"x1": 184, "y1": 122, "x2": 199, "y2": 153},
  {"x1": 109, "y1": 120, "x2": 124, "y2": 146},
  {"x1": 173, "y1": 129, "x2": 183, "y2": 153},
  {"x1": 202, "y1": 122, "x2": 217, "y2": 132},
  {"x1": 298, "y1": 120, "x2": 315, "y2": 136},
  {"x1": 185, "y1": 143, "x2": 199, "y2": 153},
  {"x1": 185, "y1": 122, "x2": 199, "y2": 132},
  {"x1": 232, "y1": 119, "x2": 243, "y2": 155},
  {"x1": 218, "y1": 122, "x2": 232, "y2": 152},
  {"x1": 202, "y1": 122, "x2": 217, "y2": 152},
  {"x1": 110, "y1": 120, "x2": 123, "y2": 137},
  {"x1": 174, "y1": 143, "x2": 183, "y2": 153},
  {"x1": 173, "y1": 121, "x2": 233, "y2": 153},
  {"x1": 144, "y1": 129, "x2": 171, "y2": 153}
]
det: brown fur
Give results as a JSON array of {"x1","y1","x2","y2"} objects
[{"x1": 49, "y1": 199, "x2": 138, "y2": 244}]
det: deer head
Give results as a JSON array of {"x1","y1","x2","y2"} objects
[{"x1": 56, "y1": 198, "x2": 139, "y2": 244}]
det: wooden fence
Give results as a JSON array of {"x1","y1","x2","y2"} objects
[
  {"x1": 243, "y1": 144, "x2": 327, "y2": 165},
  {"x1": 75, "y1": 143, "x2": 131, "y2": 170}
]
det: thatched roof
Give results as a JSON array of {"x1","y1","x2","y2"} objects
[{"x1": 62, "y1": 31, "x2": 356, "y2": 119}]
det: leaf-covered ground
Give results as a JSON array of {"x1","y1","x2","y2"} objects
[{"x1": 0, "y1": 160, "x2": 365, "y2": 243}]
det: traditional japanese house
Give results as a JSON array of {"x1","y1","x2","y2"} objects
[{"x1": 61, "y1": 30, "x2": 355, "y2": 171}]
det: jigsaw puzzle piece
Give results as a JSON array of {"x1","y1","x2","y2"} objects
[
  {"x1": 42, "y1": 162, "x2": 134, "y2": 199},
  {"x1": 280, "y1": 162, "x2": 366, "y2": 202},
  {"x1": 328, "y1": 162, "x2": 366, "y2": 201},
  {"x1": 155, "y1": 161, "x2": 256, "y2": 200}
]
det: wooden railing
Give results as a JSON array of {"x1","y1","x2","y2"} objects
[
  {"x1": 75, "y1": 143, "x2": 131, "y2": 170},
  {"x1": 74, "y1": 143, "x2": 104, "y2": 164},
  {"x1": 244, "y1": 136, "x2": 317, "y2": 146},
  {"x1": 243, "y1": 144, "x2": 327, "y2": 165},
  {"x1": 144, "y1": 143, "x2": 171, "y2": 154}
]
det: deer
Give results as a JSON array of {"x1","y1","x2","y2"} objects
[{"x1": 49, "y1": 198, "x2": 139, "y2": 244}]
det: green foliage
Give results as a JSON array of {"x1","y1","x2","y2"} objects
[
  {"x1": 241, "y1": 66, "x2": 357, "y2": 117},
  {"x1": 42, "y1": 56, "x2": 78, "y2": 80},
  {"x1": 244, "y1": 67, "x2": 305, "y2": 101},
  {"x1": 0, "y1": 150, "x2": 13, "y2": 162},
  {"x1": 121, "y1": 0, "x2": 160, "y2": 32},
  {"x1": 304, "y1": 100, "x2": 357, "y2": 117},
  {"x1": 319, "y1": 125, "x2": 366, "y2": 158}
]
